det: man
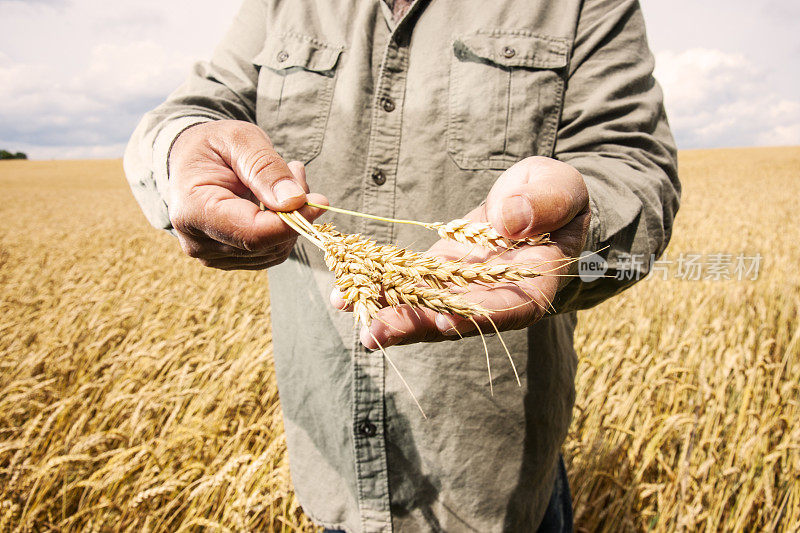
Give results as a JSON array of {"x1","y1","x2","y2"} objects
[{"x1": 124, "y1": 0, "x2": 680, "y2": 530}]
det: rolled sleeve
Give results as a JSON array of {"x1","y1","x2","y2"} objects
[
  {"x1": 124, "y1": 116, "x2": 214, "y2": 230},
  {"x1": 123, "y1": 0, "x2": 267, "y2": 232},
  {"x1": 553, "y1": 0, "x2": 681, "y2": 311}
]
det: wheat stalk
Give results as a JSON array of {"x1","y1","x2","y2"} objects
[
  {"x1": 285, "y1": 215, "x2": 529, "y2": 326},
  {"x1": 431, "y1": 218, "x2": 550, "y2": 250},
  {"x1": 131, "y1": 480, "x2": 185, "y2": 509},
  {"x1": 273, "y1": 207, "x2": 564, "y2": 409},
  {"x1": 317, "y1": 225, "x2": 555, "y2": 295},
  {"x1": 306, "y1": 201, "x2": 551, "y2": 250},
  {"x1": 2, "y1": 155, "x2": 797, "y2": 531}
]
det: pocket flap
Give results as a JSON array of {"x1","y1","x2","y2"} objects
[
  {"x1": 255, "y1": 32, "x2": 343, "y2": 72},
  {"x1": 454, "y1": 31, "x2": 568, "y2": 69}
]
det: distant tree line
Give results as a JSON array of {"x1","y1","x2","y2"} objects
[{"x1": 0, "y1": 150, "x2": 28, "y2": 160}]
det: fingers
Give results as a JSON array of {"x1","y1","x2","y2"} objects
[
  {"x1": 330, "y1": 288, "x2": 350, "y2": 311},
  {"x1": 172, "y1": 158, "x2": 327, "y2": 255},
  {"x1": 331, "y1": 287, "x2": 393, "y2": 313},
  {"x1": 175, "y1": 188, "x2": 325, "y2": 252},
  {"x1": 430, "y1": 282, "x2": 553, "y2": 337},
  {"x1": 177, "y1": 231, "x2": 295, "y2": 271},
  {"x1": 304, "y1": 192, "x2": 330, "y2": 216},
  {"x1": 485, "y1": 156, "x2": 589, "y2": 239},
  {"x1": 178, "y1": 231, "x2": 295, "y2": 270},
  {"x1": 359, "y1": 276, "x2": 557, "y2": 350},
  {"x1": 198, "y1": 255, "x2": 289, "y2": 271},
  {"x1": 178, "y1": 234, "x2": 295, "y2": 260},
  {"x1": 167, "y1": 121, "x2": 331, "y2": 270},
  {"x1": 361, "y1": 306, "x2": 443, "y2": 350}
]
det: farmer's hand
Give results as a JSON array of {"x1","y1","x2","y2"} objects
[
  {"x1": 336, "y1": 156, "x2": 590, "y2": 348},
  {"x1": 167, "y1": 120, "x2": 328, "y2": 270}
]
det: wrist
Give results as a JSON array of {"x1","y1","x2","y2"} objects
[{"x1": 166, "y1": 120, "x2": 213, "y2": 181}]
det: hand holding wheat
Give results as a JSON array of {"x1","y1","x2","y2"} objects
[
  {"x1": 167, "y1": 120, "x2": 329, "y2": 270},
  {"x1": 241, "y1": 155, "x2": 587, "y2": 413},
  {"x1": 345, "y1": 156, "x2": 591, "y2": 349}
]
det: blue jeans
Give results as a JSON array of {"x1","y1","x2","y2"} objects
[
  {"x1": 536, "y1": 455, "x2": 574, "y2": 532},
  {"x1": 324, "y1": 455, "x2": 573, "y2": 532}
]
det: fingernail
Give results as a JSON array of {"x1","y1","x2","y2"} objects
[
  {"x1": 329, "y1": 289, "x2": 344, "y2": 309},
  {"x1": 273, "y1": 180, "x2": 305, "y2": 206},
  {"x1": 435, "y1": 314, "x2": 460, "y2": 336},
  {"x1": 359, "y1": 326, "x2": 374, "y2": 350},
  {"x1": 501, "y1": 195, "x2": 533, "y2": 237},
  {"x1": 360, "y1": 325, "x2": 394, "y2": 350}
]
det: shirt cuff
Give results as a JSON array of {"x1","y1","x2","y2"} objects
[
  {"x1": 584, "y1": 188, "x2": 602, "y2": 255},
  {"x1": 152, "y1": 116, "x2": 215, "y2": 210}
]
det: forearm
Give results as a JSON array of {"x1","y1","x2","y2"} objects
[
  {"x1": 553, "y1": 0, "x2": 680, "y2": 312},
  {"x1": 123, "y1": 0, "x2": 267, "y2": 231}
]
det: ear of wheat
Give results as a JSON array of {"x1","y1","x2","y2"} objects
[
  {"x1": 278, "y1": 210, "x2": 555, "y2": 327},
  {"x1": 305, "y1": 201, "x2": 551, "y2": 250},
  {"x1": 270, "y1": 204, "x2": 561, "y2": 416},
  {"x1": 431, "y1": 219, "x2": 551, "y2": 250}
]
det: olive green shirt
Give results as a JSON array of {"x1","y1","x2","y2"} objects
[{"x1": 124, "y1": 0, "x2": 679, "y2": 531}]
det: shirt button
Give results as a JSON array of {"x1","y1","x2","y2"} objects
[
  {"x1": 502, "y1": 46, "x2": 516, "y2": 58},
  {"x1": 371, "y1": 170, "x2": 386, "y2": 186},
  {"x1": 382, "y1": 98, "x2": 396, "y2": 113},
  {"x1": 358, "y1": 420, "x2": 378, "y2": 437},
  {"x1": 277, "y1": 50, "x2": 289, "y2": 62}
]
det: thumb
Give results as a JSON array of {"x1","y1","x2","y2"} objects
[
  {"x1": 222, "y1": 124, "x2": 308, "y2": 212},
  {"x1": 485, "y1": 156, "x2": 588, "y2": 239},
  {"x1": 287, "y1": 160, "x2": 329, "y2": 222}
]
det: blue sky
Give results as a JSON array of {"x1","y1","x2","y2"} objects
[{"x1": 1, "y1": 0, "x2": 798, "y2": 159}]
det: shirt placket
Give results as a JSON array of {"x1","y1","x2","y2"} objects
[
  {"x1": 353, "y1": 3, "x2": 424, "y2": 532},
  {"x1": 359, "y1": 45, "x2": 408, "y2": 244}
]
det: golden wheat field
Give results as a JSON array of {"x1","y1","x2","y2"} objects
[{"x1": 0, "y1": 147, "x2": 798, "y2": 532}]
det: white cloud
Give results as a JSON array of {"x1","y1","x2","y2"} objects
[
  {"x1": 2, "y1": 2, "x2": 800, "y2": 158},
  {"x1": 0, "y1": 39, "x2": 193, "y2": 110},
  {"x1": 0, "y1": 0, "x2": 238, "y2": 159},
  {"x1": 79, "y1": 42, "x2": 193, "y2": 102},
  {"x1": 655, "y1": 48, "x2": 800, "y2": 148},
  {"x1": 0, "y1": 41, "x2": 193, "y2": 158}
]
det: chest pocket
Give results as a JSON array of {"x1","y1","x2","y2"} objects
[
  {"x1": 447, "y1": 31, "x2": 569, "y2": 170},
  {"x1": 254, "y1": 33, "x2": 343, "y2": 163}
]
